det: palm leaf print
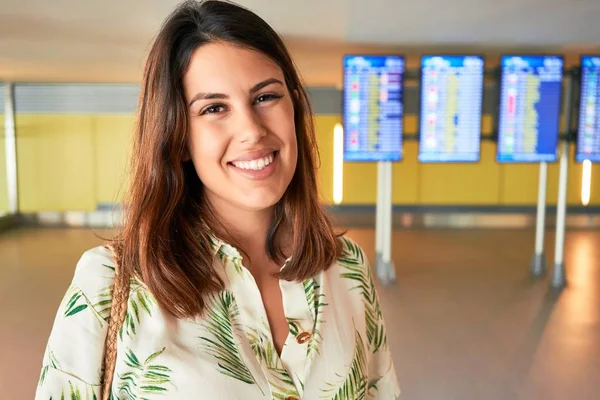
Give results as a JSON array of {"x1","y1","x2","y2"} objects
[
  {"x1": 199, "y1": 292, "x2": 262, "y2": 391},
  {"x1": 216, "y1": 250, "x2": 245, "y2": 276},
  {"x1": 270, "y1": 382, "x2": 302, "y2": 400},
  {"x1": 207, "y1": 233, "x2": 219, "y2": 250},
  {"x1": 89, "y1": 264, "x2": 117, "y2": 321},
  {"x1": 338, "y1": 237, "x2": 387, "y2": 353},
  {"x1": 60, "y1": 380, "x2": 98, "y2": 400},
  {"x1": 246, "y1": 326, "x2": 282, "y2": 371},
  {"x1": 62, "y1": 264, "x2": 116, "y2": 324},
  {"x1": 303, "y1": 278, "x2": 327, "y2": 357},
  {"x1": 93, "y1": 287, "x2": 113, "y2": 322},
  {"x1": 367, "y1": 378, "x2": 381, "y2": 397},
  {"x1": 216, "y1": 248, "x2": 227, "y2": 264},
  {"x1": 63, "y1": 287, "x2": 89, "y2": 317},
  {"x1": 39, "y1": 353, "x2": 97, "y2": 400},
  {"x1": 246, "y1": 325, "x2": 297, "y2": 398},
  {"x1": 298, "y1": 376, "x2": 305, "y2": 393},
  {"x1": 102, "y1": 263, "x2": 115, "y2": 272},
  {"x1": 320, "y1": 330, "x2": 368, "y2": 400},
  {"x1": 118, "y1": 280, "x2": 156, "y2": 340},
  {"x1": 231, "y1": 257, "x2": 244, "y2": 275},
  {"x1": 303, "y1": 278, "x2": 319, "y2": 321},
  {"x1": 39, "y1": 351, "x2": 60, "y2": 386},
  {"x1": 287, "y1": 318, "x2": 302, "y2": 337},
  {"x1": 56, "y1": 381, "x2": 98, "y2": 400},
  {"x1": 116, "y1": 347, "x2": 173, "y2": 400},
  {"x1": 62, "y1": 286, "x2": 105, "y2": 327}
]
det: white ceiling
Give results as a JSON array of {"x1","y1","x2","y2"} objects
[{"x1": 1, "y1": 0, "x2": 599, "y2": 84}]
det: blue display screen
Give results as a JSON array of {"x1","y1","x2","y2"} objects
[
  {"x1": 576, "y1": 56, "x2": 600, "y2": 163},
  {"x1": 497, "y1": 55, "x2": 563, "y2": 162},
  {"x1": 343, "y1": 55, "x2": 404, "y2": 162},
  {"x1": 418, "y1": 55, "x2": 484, "y2": 162}
]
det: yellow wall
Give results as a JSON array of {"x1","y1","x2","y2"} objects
[
  {"x1": 92, "y1": 116, "x2": 134, "y2": 204},
  {"x1": 15, "y1": 114, "x2": 132, "y2": 212}
]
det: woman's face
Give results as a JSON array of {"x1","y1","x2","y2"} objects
[{"x1": 183, "y1": 42, "x2": 298, "y2": 214}]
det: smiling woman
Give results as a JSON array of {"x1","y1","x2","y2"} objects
[{"x1": 34, "y1": 1, "x2": 400, "y2": 399}]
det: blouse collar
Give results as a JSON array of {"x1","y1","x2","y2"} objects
[{"x1": 203, "y1": 226, "x2": 292, "y2": 272}]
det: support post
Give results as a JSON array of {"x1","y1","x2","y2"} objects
[
  {"x1": 4, "y1": 82, "x2": 18, "y2": 214},
  {"x1": 377, "y1": 161, "x2": 395, "y2": 284},
  {"x1": 551, "y1": 72, "x2": 574, "y2": 289},
  {"x1": 530, "y1": 161, "x2": 548, "y2": 277},
  {"x1": 375, "y1": 161, "x2": 384, "y2": 269},
  {"x1": 552, "y1": 141, "x2": 569, "y2": 288}
]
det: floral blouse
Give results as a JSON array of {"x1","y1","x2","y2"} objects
[{"x1": 35, "y1": 235, "x2": 400, "y2": 399}]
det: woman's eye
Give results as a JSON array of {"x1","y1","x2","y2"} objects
[
  {"x1": 200, "y1": 104, "x2": 226, "y2": 115},
  {"x1": 255, "y1": 93, "x2": 282, "y2": 104}
]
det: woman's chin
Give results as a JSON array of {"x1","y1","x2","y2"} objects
[{"x1": 235, "y1": 193, "x2": 283, "y2": 212}]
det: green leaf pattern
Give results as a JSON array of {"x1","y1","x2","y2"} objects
[
  {"x1": 62, "y1": 264, "x2": 117, "y2": 324},
  {"x1": 115, "y1": 347, "x2": 174, "y2": 399},
  {"x1": 286, "y1": 318, "x2": 301, "y2": 337},
  {"x1": 39, "y1": 351, "x2": 59, "y2": 386},
  {"x1": 119, "y1": 280, "x2": 156, "y2": 340},
  {"x1": 59, "y1": 381, "x2": 98, "y2": 400},
  {"x1": 38, "y1": 351, "x2": 98, "y2": 400},
  {"x1": 303, "y1": 278, "x2": 327, "y2": 357},
  {"x1": 62, "y1": 269, "x2": 155, "y2": 340},
  {"x1": 198, "y1": 291, "x2": 262, "y2": 391},
  {"x1": 245, "y1": 324, "x2": 298, "y2": 399},
  {"x1": 338, "y1": 237, "x2": 388, "y2": 353},
  {"x1": 320, "y1": 330, "x2": 368, "y2": 400}
]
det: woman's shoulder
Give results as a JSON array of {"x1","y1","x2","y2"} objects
[
  {"x1": 70, "y1": 245, "x2": 117, "y2": 295},
  {"x1": 337, "y1": 235, "x2": 369, "y2": 267},
  {"x1": 330, "y1": 235, "x2": 375, "y2": 284}
]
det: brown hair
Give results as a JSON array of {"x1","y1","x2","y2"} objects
[{"x1": 111, "y1": 0, "x2": 343, "y2": 318}]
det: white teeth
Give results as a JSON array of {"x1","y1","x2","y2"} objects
[{"x1": 232, "y1": 153, "x2": 274, "y2": 171}]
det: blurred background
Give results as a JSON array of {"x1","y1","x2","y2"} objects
[{"x1": 1, "y1": 0, "x2": 599, "y2": 399}]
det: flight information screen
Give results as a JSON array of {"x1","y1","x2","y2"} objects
[
  {"x1": 343, "y1": 55, "x2": 405, "y2": 162},
  {"x1": 576, "y1": 56, "x2": 600, "y2": 163},
  {"x1": 418, "y1": 55, "x2": 484, "y2": 162},
  {"x1": 497, "y1": 55, "x2": 564, "y2": 162}
]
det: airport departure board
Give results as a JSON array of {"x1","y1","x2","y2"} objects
[
  {"x1": 343, "y1": 55, "x2": 405, "y2": 161},
  {"x1": 418, "y1": 55, "x2": 484, "y2": 162},
  {"x1": 497, "y1": 55, "x2": 564, "y2": 162},
  {"x1": 576, "y1": 56, "x2": 600, "y2": 163}
]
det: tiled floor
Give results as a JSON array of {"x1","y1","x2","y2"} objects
[{"x1": 1, "y1": 227, "x2": 599, "y2": 399}]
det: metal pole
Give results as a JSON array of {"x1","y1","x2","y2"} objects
[
  {"x1": 378, "y1": 161, "x2": 395, "y2": 284},
  {"x1": 530, "y1": 161, "x2": 547, "y2": 277},
  {"x1": 375, "y1": 161, "x2": 384, "y2": 268},
  {"x1": 551, "y1": 73, "x2": 574, "y2": 289},
  {"x1": 552, "y1": 141, "x2": 569, "y2": 288},
  {"x1": 4, "y1": 82, "x2": 18, "y2": 214},
  {"x1": 386, "y1": 161, "x2": 396, "y2": 282}
]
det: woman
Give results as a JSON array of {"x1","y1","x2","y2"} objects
[{"x1": 35, "y1": 1, "x2": 400, "y2": 399}]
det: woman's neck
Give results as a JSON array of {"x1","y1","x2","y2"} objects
[{"x1": 207, "y1": 197, "x2": 274, "y2": 256}]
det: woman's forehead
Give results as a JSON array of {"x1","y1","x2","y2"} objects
[{"x1": 183, "y1": 42, "x2": 285, "y2": 93}]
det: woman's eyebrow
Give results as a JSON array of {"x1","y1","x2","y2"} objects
[{"x1": 188, "y1": 77, "x2": 284, "y2": 107}]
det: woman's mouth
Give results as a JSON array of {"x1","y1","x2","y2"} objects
[
  {"x1": 228, "y1": 151, "x2": 279, "y2": 180},
  {"x1": 230, "y1": 152, "x2": 275, "y2": 171}
]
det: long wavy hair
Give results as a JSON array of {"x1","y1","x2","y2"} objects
[{"x1": 111, "y1": 0, "x2": 343, "y2": 318}]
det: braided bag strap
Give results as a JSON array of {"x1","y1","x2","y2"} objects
[{"x1": 101, "y1": 244, "x2": 131, "y2": 400}]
